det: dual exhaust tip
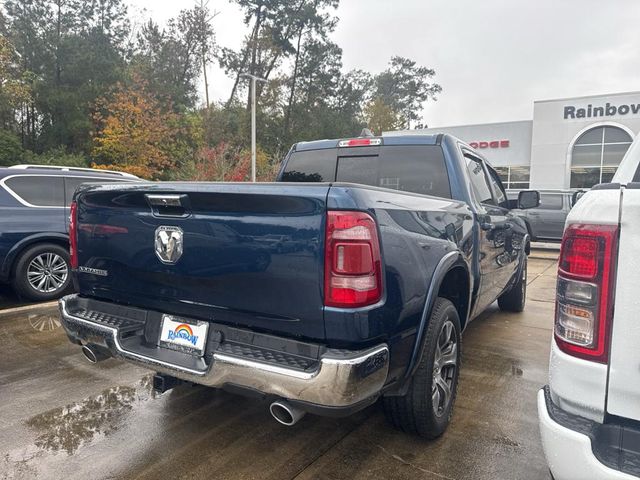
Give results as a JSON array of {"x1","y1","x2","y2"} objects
[
  {"x1": 269, "y1": 400, "x2": 306, "y2": 426},
  {"x1": 81, "y1": 344, "x2": 111, "y2": 364},
  {"x1": 80, "y1": 345, "x2": 306, "y2": 426}
]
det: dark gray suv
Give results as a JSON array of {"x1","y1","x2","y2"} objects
[
  {"x1": 0, "y1": 165, "x2": 139, "y2": 301},
  {"x1": 507, "y1": 190, "x2": 575, "y2": 242}
]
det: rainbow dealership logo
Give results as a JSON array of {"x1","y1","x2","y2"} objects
[{"x1": 167, "y1": 323, "x2": 199, "y2": 346}]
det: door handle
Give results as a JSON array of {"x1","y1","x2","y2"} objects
[
  {"x1": 481, "y1": 223, "x2": 495, "y2": 232},
  {"x1": 481, "y1": 222, "x2": 511, "y2": 231}
]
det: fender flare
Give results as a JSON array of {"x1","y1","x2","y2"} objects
[
  {"x1": 503, "y1": 233, "x2": 531, "y2": 295},
  {"x1": 388, "y1": 250, "x2": 472, "y2": 396},
  {"x1": 0, "y1": 232, "x2": 69, "y2": 281},
  {"x1": 523, "y1": 218, "x2": 536, "y2": 242}
]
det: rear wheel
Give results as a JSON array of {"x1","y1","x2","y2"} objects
[
  {"x1": 12, "y1": 243, "x2": 71, "y2": 302},
  {"x1": 383, "y1": 297, "x2": 461, "y2": 438},
  {"x1": 498, "y1": 256, "x2": 527, "y2": 312}
]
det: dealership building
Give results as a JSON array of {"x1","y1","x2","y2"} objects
[{"x1": 388, "y1": 91, "x2": 640, "y2": 190}]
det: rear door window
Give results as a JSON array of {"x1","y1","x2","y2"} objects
[
  {"x1": 4, "y1": 175, "x2": 65, "y2": 207},
  {"x1": 537, "y1": 194, "x2": 564, "y2": 210}
]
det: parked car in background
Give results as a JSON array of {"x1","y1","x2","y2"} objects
[
  {"x1": 59, "y1": 133, "x2": 540, "y2": 438},
  {"x1": 507, "y1": 190, "x2": 576, "y2": 242},
  {"x1": 538, "y1": 136, "x2": 640, "y2": 479},
  {"x1": 0, "y1": 165, "x2": 139, "y2": 301}
]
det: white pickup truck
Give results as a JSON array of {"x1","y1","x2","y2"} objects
[{"x1": 539, "y1": 136, "x2": 640, "y2": 479}]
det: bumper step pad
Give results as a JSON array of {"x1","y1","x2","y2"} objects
[{"x1": 216, "y1": 342, "x2": 318, "y2": 372}]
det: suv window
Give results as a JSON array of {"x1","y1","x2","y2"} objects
[
  {"x1": 282, "y1": 145, "x2": 451, "y2": 198},
  {"x1": 464, "y1": 155, "x2": 494, "y2": 205},
  {"x1": 4, "y1": 175, "x2": 64, "y2": 207},
  {"x1": 538, "y1": 193, "x2": 564, "y2": 210}
]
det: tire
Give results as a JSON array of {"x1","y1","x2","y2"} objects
[
  {"x1": 383, "y1": 297, "x2": 461, "y2": 438},
  {"x1": 12, "y1": 243, "x2": 72, "y2": 302},
  {"x1": 498, "y1": 256, "x2": 527, "y2": 312}
]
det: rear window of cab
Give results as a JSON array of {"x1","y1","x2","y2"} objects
[{"x1": 281, "y1": 145, "x2": 451, "y2": 198}]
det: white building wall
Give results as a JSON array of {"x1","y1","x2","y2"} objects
[
  {"x1": 385, "y1": 120, "x2": 533, "y2": 168},
  {"x1": 530, "y1": 91, "x2": 640, "y2": 189}
]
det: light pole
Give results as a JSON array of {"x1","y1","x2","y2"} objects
[{"x1": 240, "y1": 73, "x2": 267, "y2": 182}]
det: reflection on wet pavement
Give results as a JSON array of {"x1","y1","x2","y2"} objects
[
  {"x1": 0, "y1": 255, "x2": 558, "y2": 480},
  {"x1": 28, "y1": 312, "x2": 62, "y2": 332},
  {"x1": 26, "y1": 377, "x2": 153, "y2": 454}
]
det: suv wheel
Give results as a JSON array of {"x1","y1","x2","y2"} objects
[
  {"x1": 12, "y1": 243, "x2": 71, "y2": 302},
  {"x1": 383, "y1": 297, "x2": 461, "y2": 438},
  {"x1": 498, "y1": 256, "x2": 527, "y2": 312}
]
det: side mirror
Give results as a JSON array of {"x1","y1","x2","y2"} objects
[
  {"x1": 517, "y1": 190, "x2": 540, "y2": 210},
  {"x1": 571, "y1": 190, "x2": 585, "y2": 206}
]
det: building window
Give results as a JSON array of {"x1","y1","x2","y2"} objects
[
  {"x1": 494, "y1": 166, "x2": 530, "y2": 189},
  {"x1": 570, "y1": 126, "x2": 633, "y2": 188}
]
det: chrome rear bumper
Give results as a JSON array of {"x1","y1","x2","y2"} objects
[{"x1": 59, "y1": 295, "x2": 389, "y2": 409}]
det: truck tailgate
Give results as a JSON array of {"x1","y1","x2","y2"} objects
[
  {"x1": 607, "y1": 186, "x2": 640, "y2": 421},
  {"x1": 74, "y1": 183, "x2": 329, "y2": 340}
]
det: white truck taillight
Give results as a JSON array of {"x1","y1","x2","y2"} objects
[
  {"x1": 554, "y1": 224, "x2": 618, "y2": 363},
  {"x1": 324, "y1": 211, "x2": 382, "y2": 308},
  {"x1": 69, "y1": 201, "x2": 78, "y2": 269}
]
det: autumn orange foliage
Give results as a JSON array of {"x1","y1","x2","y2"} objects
[
  {"x1": 91, "y1": 76, "x2": 179, "y2": 180},
  {"x1": 192, "y1": 142, "x2": 278, "y2": 182}
]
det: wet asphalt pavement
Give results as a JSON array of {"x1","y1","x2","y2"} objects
[{"x1": 0, "y1": 254, "x2": 558, "y2": 480}]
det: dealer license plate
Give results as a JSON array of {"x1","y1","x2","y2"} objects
[{"x1": 159, "y1": 315, "x2": 208, "y2": 355}]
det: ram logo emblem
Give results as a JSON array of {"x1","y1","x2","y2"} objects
[{"x1": 155, "y1": 226, "x2": 183, "y2": 264}]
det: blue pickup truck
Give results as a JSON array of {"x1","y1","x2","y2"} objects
[{"x1": 59, "y1": 134, "x2": 539, "y2": 438}]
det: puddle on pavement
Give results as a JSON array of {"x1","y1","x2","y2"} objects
[{"x1": 25, "y1": 376, "x2": 156, "y2": 455}]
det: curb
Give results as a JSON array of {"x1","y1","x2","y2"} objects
[{"x1": 0, "y1": 301, "x2": 58, "y2": 318}]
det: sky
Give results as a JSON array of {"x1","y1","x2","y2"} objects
[{"x1": 128, "y1": 0, "x2": 640, "y2": 128}]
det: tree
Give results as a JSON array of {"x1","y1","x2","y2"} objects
[
  {"x1": 0, "y1": 35, "x2": 32, "y2": 133},
  {"x1": 134, "y1": 5, "x2": 214, "y2": 111},
  {"x1": 221, "y1": 0, "x2": 337, "y2": 108},
  {"x1": 0, "y1": 129, "x2": 23, "y2": 166},
  {"x1": 195, "y1": 0, "x2": 218, "y2": 108},
  {"x1": 374, "y1": 56, "x2": 442, "y2": 128},
  {"x1": 281, "y1": 0, "x2": 338, "y2": 137},
  {"x1": 3, "y1": 0, "x2": 130, "y2": 153},
  {"x1": 91, "y1": 76, "x2": 180, "y2": 179},
  {"x1": 364, "y1": 97, "x2": 402, "y2": 135}
]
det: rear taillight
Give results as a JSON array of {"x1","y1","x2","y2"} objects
[
  {"x1": 324, "y1": 211, "x2": 382, "y2": 308},
  {"x1": 69, "y1": 201, "x2": 78, "y2": 269},
  {"x1": 554, "y1": 224, "x2": 618, "y2": 363}
]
